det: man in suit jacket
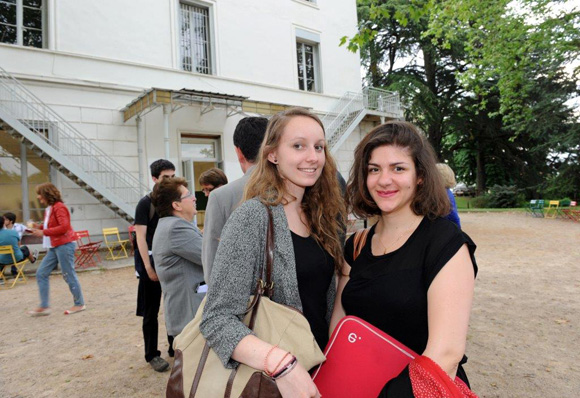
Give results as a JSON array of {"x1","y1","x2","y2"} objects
[
  {"x1": 201, "y1": 117, "x2": 268, "y2": 283},
  {"x1": 151, "y1": 177, "x2": 203, "y2": 339}
]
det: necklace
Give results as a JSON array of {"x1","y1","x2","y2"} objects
[{"x1": 376, "y1": 218, "x2": 420, "y2": 255}]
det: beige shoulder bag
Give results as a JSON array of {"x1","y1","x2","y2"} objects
[{"x1": 166, "y1": 205, "x2": 326, "y2": 398}]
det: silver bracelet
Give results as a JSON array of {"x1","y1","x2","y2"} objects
[{"x1": 272, "y1": 357, "x2": 298, "y2": 380}]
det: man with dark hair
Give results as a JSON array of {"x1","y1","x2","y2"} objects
[
  {"x1": 201, "y1": 117, "x2": 268, "y2": 282},
  {"x1": 134, "y1": 159, "x2": 175, "y2": 372}
]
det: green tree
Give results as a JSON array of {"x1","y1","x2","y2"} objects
[
  {"x1": 343, "y1": 0, "x2": 580, "y2": 197},
  {"x1": 345, "y1": 0, "x2": 467, "y2": 155}
]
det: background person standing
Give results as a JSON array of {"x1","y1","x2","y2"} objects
[
  {"x1": 134, "y1": 159, "x2": 175, "y2": 373},
  {"x1": 201, "y1": 116, "x2": 268, "y2": 283},
  {"x1": 198, "y1": 168, "x2": 228, "y2": 197},
  {"x1": 151, "y1": 177, "x2": 203, "y2": 339}
]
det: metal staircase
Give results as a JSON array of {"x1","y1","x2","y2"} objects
[
  {"x1": 323, "y1": 87, "x2": 403, "y2": 153},
  {"x1": 0, "y1": 66, "x2": 147, "y2": 222}
]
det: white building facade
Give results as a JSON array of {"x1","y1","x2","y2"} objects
[{"x1": 0, "y1": 0, "x2": 402, "y2": 236}]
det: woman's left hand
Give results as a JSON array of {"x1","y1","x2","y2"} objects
[{"x1": 30, "y1": 228, "x2": 44, "y2": 238}]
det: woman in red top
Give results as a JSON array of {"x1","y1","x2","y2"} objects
[{"x1": 28, "y1": 183, "x2": 85, "y2": 316}]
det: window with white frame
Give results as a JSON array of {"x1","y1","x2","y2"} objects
[
  {"x1": 0, "y1": 0, "x2": 44, "y2": 48},
  {"x1": 179, "y1": 1, "x2": 212, "y2": 75},
  {"x1": 296, "y1": 28, "x2": 321, "y2": 92}
]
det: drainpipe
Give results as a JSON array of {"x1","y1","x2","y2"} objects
[
  {"x1": 136, "y1": 116, "x2": 146, "y2": 195},
  {"x1": 163, "y1": 104, "x2": 170, "y2": 159},
  {"x1": 21, "y1": 142, "x2": 30, "y2": 221}
]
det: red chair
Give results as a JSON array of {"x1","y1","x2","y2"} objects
[
  {"x1": 562, "y1": 209, "x2": 580, "y2": 222},
  {"x1": 75, "y1": 230, "x2": 102, "y2": 269}
]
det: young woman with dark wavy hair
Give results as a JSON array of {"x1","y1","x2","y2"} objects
[
  {"x1": 200, "y1": 107, "x2": 345, "y2": 398},
  {"x1": 331, "y1": 121, "x2": 478, "y2": 397}
]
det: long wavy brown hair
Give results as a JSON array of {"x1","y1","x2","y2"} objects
[
  {"x1": 347, "y1": 121, "x2": 450, "y2": 219},
  {"x1": 244, "y1": 107, "x2": 346, "y2": 273},
  {"x1": 36, "y1": 182, "x2": 63, "y2": 206}
]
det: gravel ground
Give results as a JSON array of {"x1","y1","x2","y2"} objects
[{"x1": 0, "y1": 211, "x2": 578, "y2": 397}]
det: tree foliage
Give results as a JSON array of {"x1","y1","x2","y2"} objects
[{"x1": 343, "y1": 0, "x2": 580, "y2": 199}]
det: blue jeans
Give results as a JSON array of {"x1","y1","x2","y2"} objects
[{"x1": 36, "y1": 241, "x2": 84, "y2": 308}]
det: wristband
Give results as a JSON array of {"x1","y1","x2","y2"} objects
[
  {"x1": 267, "y1": 351, "x2": 291, "y2": 377},
  {"x1": 272, "y1": 356, "x2": 298, "y2": 380}
]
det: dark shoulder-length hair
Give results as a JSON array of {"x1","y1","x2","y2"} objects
[
  {"x1": 36, "y1": 182, "x2": 63, "y2": 206},
  {"x1": 346, "y1": 121, "x2": 450, "y2": 219}
]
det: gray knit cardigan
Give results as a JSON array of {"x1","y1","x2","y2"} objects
[{"x1": 199, "y1": 198, "x2": 337, "y2": 368}]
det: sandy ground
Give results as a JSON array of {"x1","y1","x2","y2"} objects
[{"x1": 0, "y1": 212, "x2": 579, "y2": 397}]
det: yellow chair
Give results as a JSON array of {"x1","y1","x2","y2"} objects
[
  {"x1": 545, "y1": 200, "x2": 559, "y2": 219},
  {"x1": 0, "y1": 245, "x2": 29, "y2": 289},
  {"x1": 102, "y1": 227, "x2": 129, "y2": 260}
]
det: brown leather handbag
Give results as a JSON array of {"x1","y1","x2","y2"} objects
[{"x1": 166, "y1": 205, "x2": 326, "y2": 398}]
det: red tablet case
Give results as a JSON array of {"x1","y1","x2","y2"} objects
[{"x1": 312, "y1": 316, "x2": 418, "y2": 397}]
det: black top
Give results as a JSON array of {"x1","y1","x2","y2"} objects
[
  {"x1": 343, "y1": 217, "x2": 477, "y2": 377},
  {"x1": 134, "y1": 194, "x2": 159, "y2": 277},
  {"x1": 291, "y1": 231, "x2": 335, "y2": 351},
  {"x1": 134, "y1": 194, "x2": 159, "y2": 251}
]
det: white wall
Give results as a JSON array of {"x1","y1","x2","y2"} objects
[
  {"x1": 0, "y1": 0, "x2": 365, "y2": 236},
  {"x1": 55, "y1": 0, "x2": 174, "y2": 68},
  {"x1": 216, "y1": 0, "x2": 361, "y2": 95},
  {"x1": 2, "y1": 0, "x2": 361, "y2": 107}
]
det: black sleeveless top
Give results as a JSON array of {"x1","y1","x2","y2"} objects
[
  {"x1": 343, "y1": 217, "x2": 477, "y2": 396},
  {"x1": 291, "y1": 231, "x2": 334, "y2": 351}
]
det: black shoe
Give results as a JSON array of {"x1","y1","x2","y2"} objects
[
  {"x1": 149, "y1": 356, "x2": 169, "y2": 372},
  {"x1": 168, "y1": 350, "x2": 175, "y2": 358}
]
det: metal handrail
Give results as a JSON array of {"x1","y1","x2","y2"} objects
[
  {"x1": 363, "y1": 87, "x2": 401, "y2": 115},
  {"x1": 323, "y1": 86, "x2": 403, "y2": 151},
  {"x1": 0, "y1": 66, "x2": 147, "y2": 206}
]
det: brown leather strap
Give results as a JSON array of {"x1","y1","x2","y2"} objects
[
  {"x1": 262, "y1": 205, "x2": 275, "y2": 298},
  {"x1": 225, "y1": 204, "x2": 274, "y2": 397},
  {"x1": 167, "y1": 349, "x2": 185, "y2": 398},
  {"x1": 224, "y1": 367, "x2": 238, "y2": 398},
  {"x1": 248, "y1": 294, "x2": 262, "y2": 330},
  {"x1": 353, "y1": 227, "x2": 370, "y2": 261},
  {"x1": 190, "y1": 342, "x2": 211, "y2": 397}
]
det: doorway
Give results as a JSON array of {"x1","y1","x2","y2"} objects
[{"x1": 181, "y1": 136, "x2": 223, "y2": 227}]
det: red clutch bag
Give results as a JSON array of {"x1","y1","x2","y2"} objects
[{"x1": 312, "y1": 316, "x2": 418, "y2": 397}]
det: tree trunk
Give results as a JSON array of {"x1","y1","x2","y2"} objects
[
  {"x1": 370, "y1": 41, "x2": 381, "y2": 87},
  {"x1": 422, "y1": 42, "x2": 443, "y2": 155},
  {"x1": 475, "y1": 139, "x2": 486, "y2": 195}
]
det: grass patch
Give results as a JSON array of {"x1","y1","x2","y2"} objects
[
  {"x1": 455, "y1": 196, "x2": 474, "y2": 209},
  {"x1": 458, "y1": 208, "x2": 527, "y2": 213}
]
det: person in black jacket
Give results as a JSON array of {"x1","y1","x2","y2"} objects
[{"x1": 134, "y1": 159, "x2": 175, "y2": 373}]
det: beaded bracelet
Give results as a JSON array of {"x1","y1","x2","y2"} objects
[
  {"x1": 263, "y1": 345, "x2": 278, "y2": 374},
  {"x1": 271, "y1": 356, "x2": 298, "y2": 380}
]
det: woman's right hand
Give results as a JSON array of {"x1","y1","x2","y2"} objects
[{"x1": 275, "y1": 362, "x2": 321, "y2": 398}]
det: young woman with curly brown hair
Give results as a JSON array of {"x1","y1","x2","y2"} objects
[{"x1": 331, "y1": 121, "x2": 478, "y2": 397}]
